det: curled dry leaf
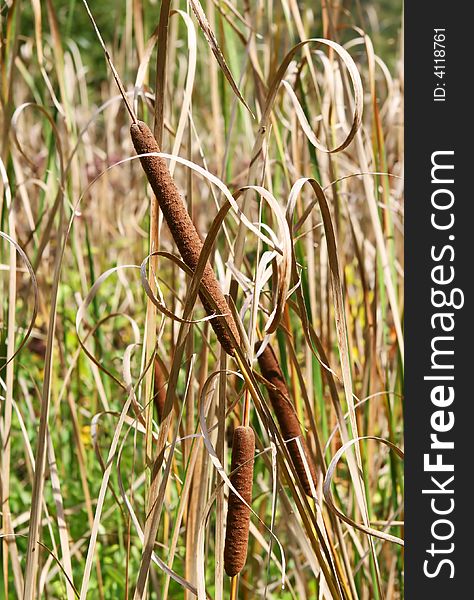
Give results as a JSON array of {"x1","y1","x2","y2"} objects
[{"x1": 323, "y1": 436, "x2": 404, "y2": 546}]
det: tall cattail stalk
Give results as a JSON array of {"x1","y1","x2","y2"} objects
[
  {"x1": 132, "y1": 117, "x2": 245, "y2": 596},
  {"x1": 224, "y1": 426, "x2": 255, "y2": 578},
  {"x1": 130, "y1": 120, "x2": 240, "y2": 356},
  {"x1": 131, "y1": 118, "x2": 256, "y2": 588},
  {"x1": 256, "y1": 341, "x2": 317, "y2": 497}
]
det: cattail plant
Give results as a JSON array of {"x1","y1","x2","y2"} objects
[
  {"x1": 130, "y1": 120, "x2": 240, "y2": 356},
  {"x1": 224, "y1": 425, "x2": 255, "y2": 577},
  {"x1": 256, "y1": 341, "x2": 317, "y2": 496},
  {"x1": 131, "y1": 119, "x2": 258, "y2": 585}
]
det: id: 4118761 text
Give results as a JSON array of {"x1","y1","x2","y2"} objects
[{"x1": 433, "y1": 29, "x2": 446, "y2": 102}]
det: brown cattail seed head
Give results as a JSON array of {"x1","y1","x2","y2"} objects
[
  {"x1": 256, "y1": 341, "x2": 317, "y2": 497},
  {"x1": 224, "y1": 426, "x2": 255, "y2": 577},
  {"x1": 130, "y1": 120, "x2": 240, "y2": 355}
]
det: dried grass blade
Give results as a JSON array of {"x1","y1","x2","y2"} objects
[
  {"x1": 323, "y1": 436, "x2": 404, "y2": 545},
  {"x1": 188, "y1": 0, "x2": 253, "y2": 116}
]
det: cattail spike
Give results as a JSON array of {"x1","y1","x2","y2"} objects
[
  {"x1": 224, "y1": 426, "x2": 255, "y2": 577},
  {"x1": 130, "y1": 120, "x2": 240, "y2": 355},
  {"x1": 256, "y1": 341, "x2": 317, "y2": 497}
]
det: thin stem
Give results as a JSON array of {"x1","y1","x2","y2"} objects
[
  {"x1": 82, "y1": 0, "x2": 137, "y2": 124},
  {"x1": 230, "y1": 575, "x2": 238, "y2": 600},
  {"x1": 234, "y1": 353, "x2": 258, "y2": 428}
]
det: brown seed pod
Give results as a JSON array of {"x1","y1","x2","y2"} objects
[
  {"x1": 153, "y1": 357, "x2": 166, "y2": 423},
  {"x1": 255, "y1": 341, "x2": 317, "y2": 497},
  {"x1": 224, "y1": 426, "x2": 255, "y2": 577},
  {"x1": 130, "y1": 120, "x2": 240, "y2": 355}
]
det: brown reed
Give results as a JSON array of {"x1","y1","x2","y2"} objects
[
  {"x1": 255, "y1": 341, "x2": 317, "y2": 496},
  {"x1": 130, "y1": 120, "x2": 240, "y2": 355},
  {"x1": 224, "y1": 425, "x2": 255, "y2": 577}
]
